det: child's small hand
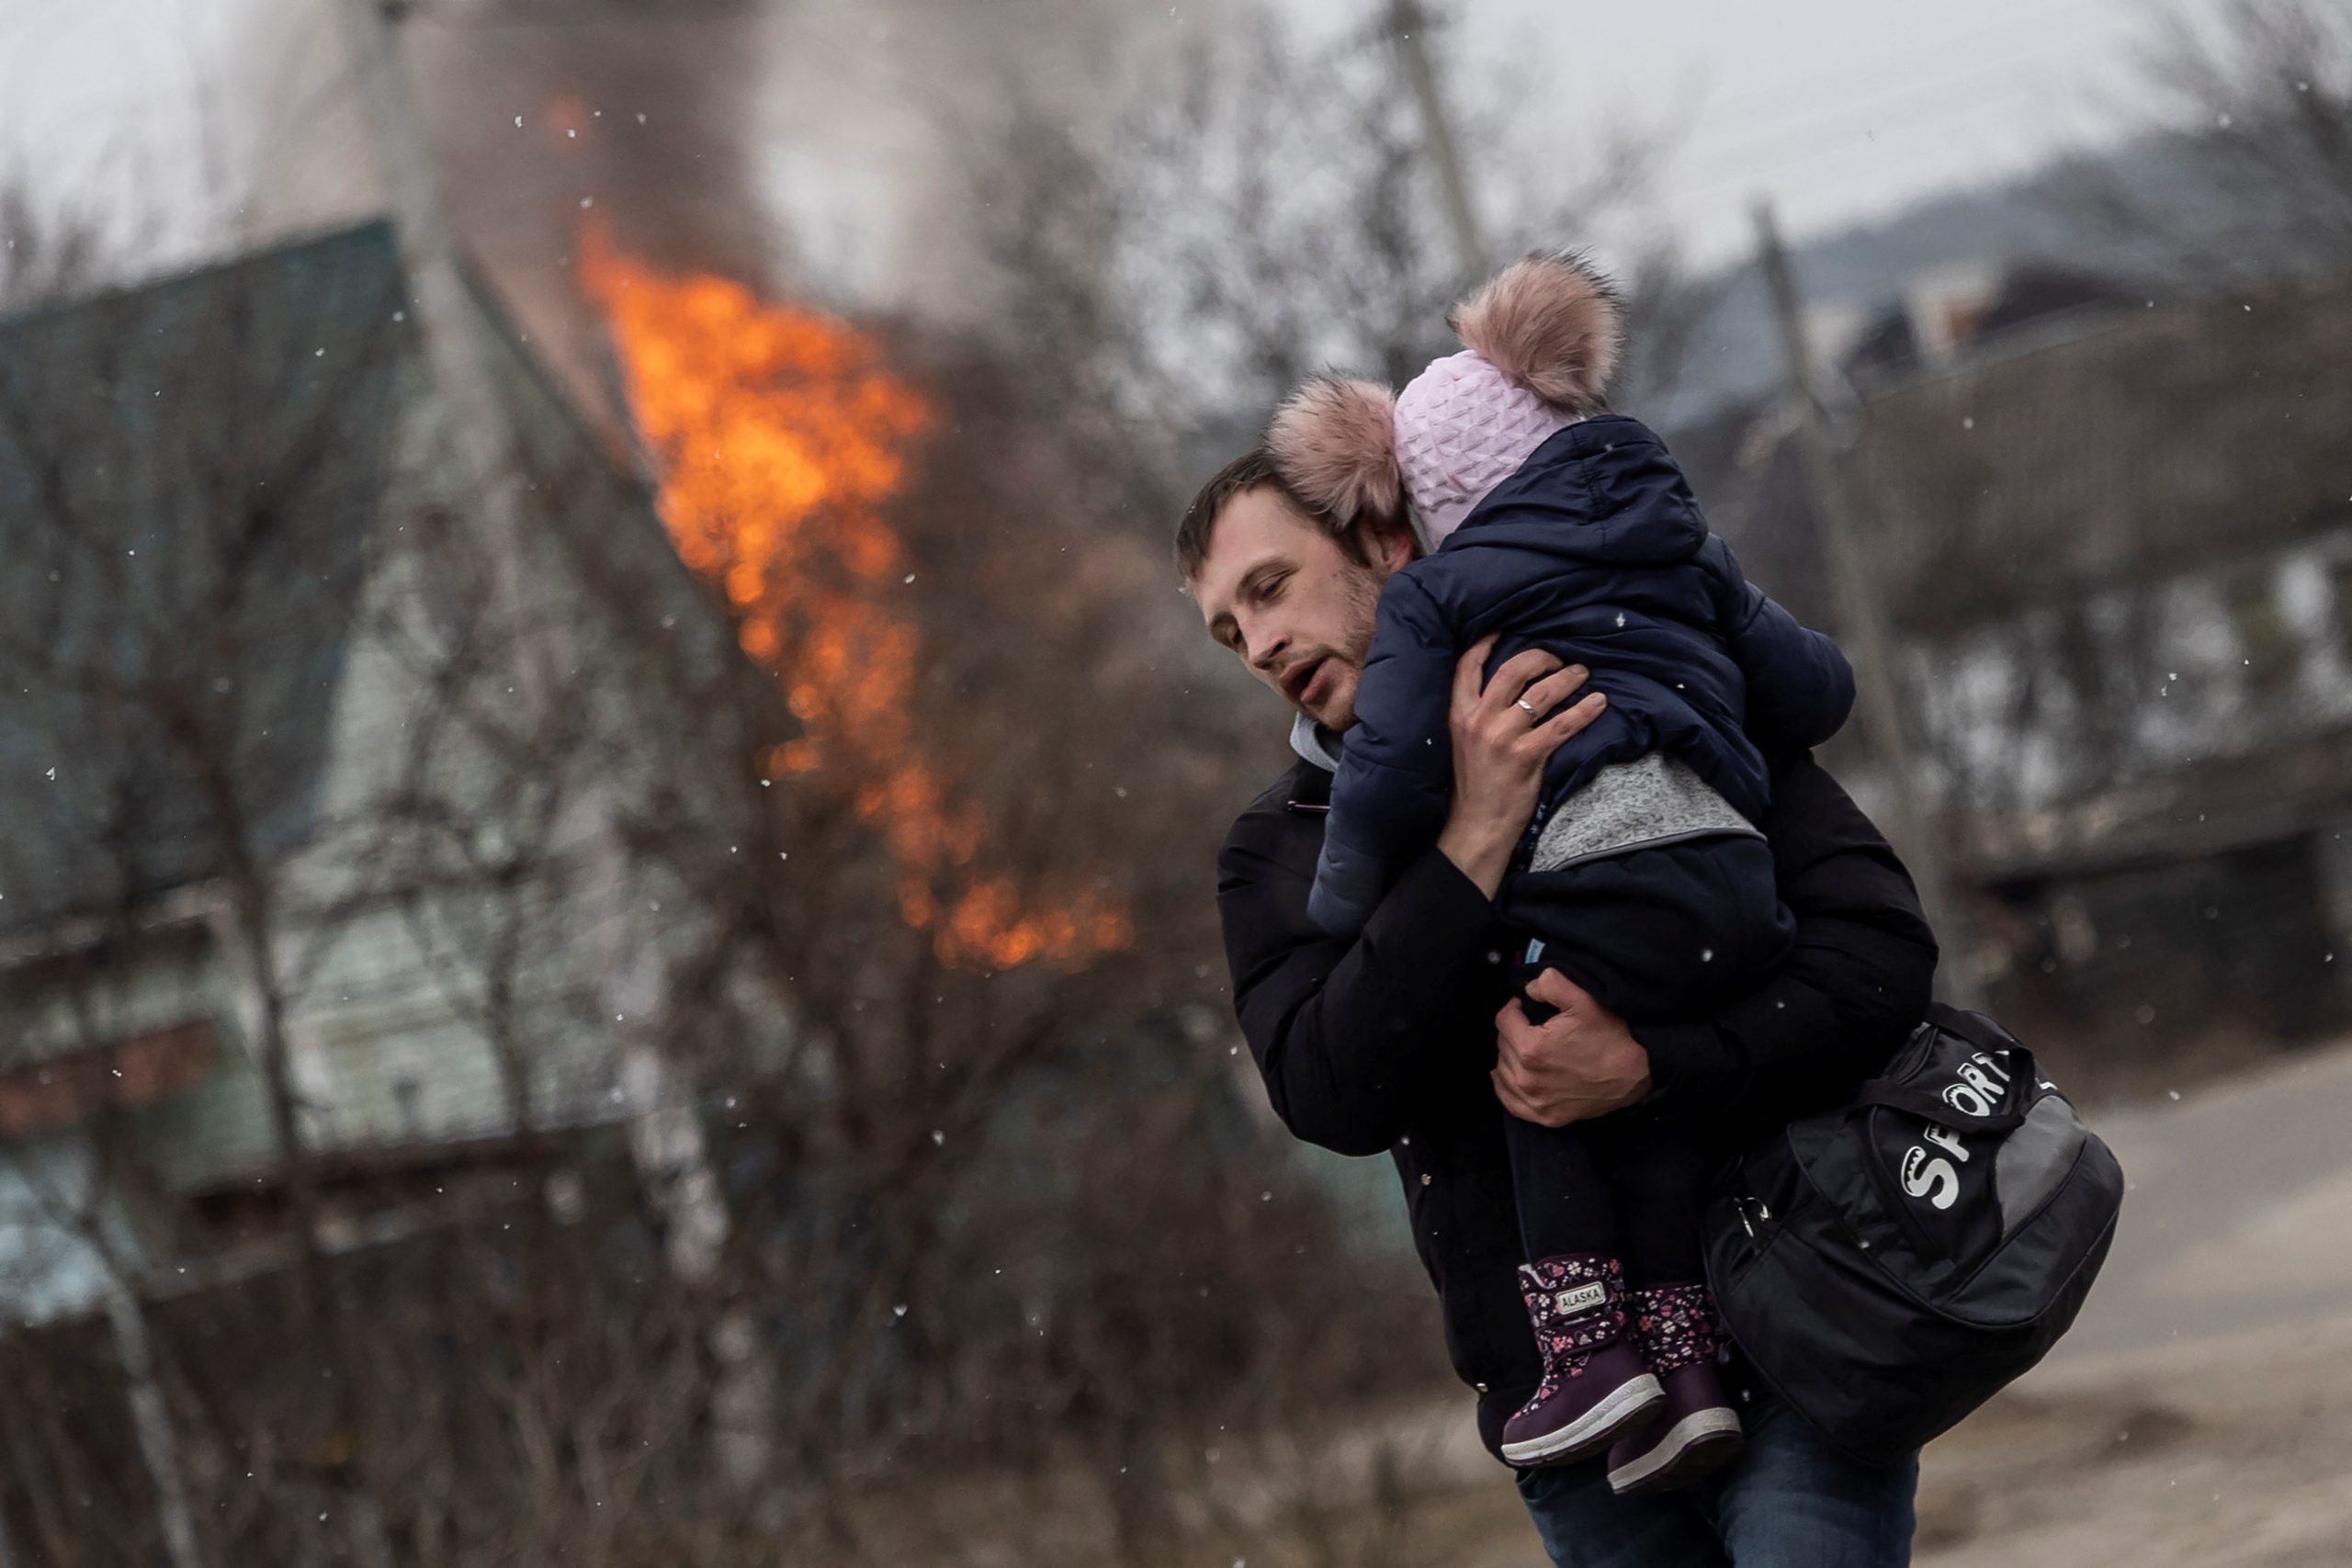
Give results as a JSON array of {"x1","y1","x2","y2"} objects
[{"x1": 1435, "y1": 637, "x2": 1606, "y2": 897}]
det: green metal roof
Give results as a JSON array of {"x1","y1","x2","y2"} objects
[{"x1": 0, "y1": 221, "x2": 411, "y2": 935}]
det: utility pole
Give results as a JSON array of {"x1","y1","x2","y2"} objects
[
  {"x1": 1386, "y1": 0, "x2": 1487, "y2": 282},
  {"x1": 1752, "y1": 198, "x2": 1983, "y2": 1009}
]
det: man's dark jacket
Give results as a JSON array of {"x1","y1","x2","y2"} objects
[
  {"x1": 1310, "y1": 416, "x2": 1855, "y2": 936},
  {"x1": 1217, "y1": 750, "x2": 1935, "y2": 1458}
]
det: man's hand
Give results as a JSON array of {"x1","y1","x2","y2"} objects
[
  {"x1": 1491, "y1": 970, "x2": 1653, "y2": 1127},
  {"x1": 1436, "y1": 637, "x2": 1606, "y2": 898}
]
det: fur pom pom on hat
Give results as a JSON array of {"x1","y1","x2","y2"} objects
[
  {"x1": 1266, "y1": 375, "x2": 1404, "y2": 527},
  {"x1": 1263, "y1": 253, "x2": 1629, "y2": 551},
  {"x1": 1450, "y1": 251, "x2": 1623, "y2": 413},
  {"x1": 1390, "y1": 253, "x2": 1626, "y2": 544}
]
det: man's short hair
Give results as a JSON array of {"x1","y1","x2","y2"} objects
[{"x1": 1175, "y1": 445, "x2": 1379, "y2": 581}]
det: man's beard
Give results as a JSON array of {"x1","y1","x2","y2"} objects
[{"x1": 1317, "y1": 561, "x2": 1385, "y2": 729}]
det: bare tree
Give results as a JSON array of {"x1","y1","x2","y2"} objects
[
  {"x1": 967, "y1": 6, "x2": 1710, "y2": 543},
  {"x1": 0, "y1": 186, "x2": 417, "y2": 1562},
  {"x1": 2058, "y1": 0, "x2": 2352, "y2": 284},
  {"x1": 0, "y1": 184, "x2": 107, "y2": 310}
]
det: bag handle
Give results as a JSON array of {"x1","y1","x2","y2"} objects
[
  {"x1": 1852, "y1": 1008, "x2": 2040, "y2": 1134},
  {"x1": 1928, "y1": 1005, "x2": 2026, "y2": 1062}
]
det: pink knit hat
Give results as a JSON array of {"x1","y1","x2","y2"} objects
[
  {"x1": 1268, "y1": 253, "x2": 1624, "y2": 548},
  {"x1": 1394, "y1": 352, "x2": 1581, "y2": 545}
]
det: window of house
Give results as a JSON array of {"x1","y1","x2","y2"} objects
[
  {"x1": 2331, "y1": 556, "x2": 2352, "y2": 667},
  {"x1": 2228, "y1": 568, "x2": 2296, "y2": 697}
]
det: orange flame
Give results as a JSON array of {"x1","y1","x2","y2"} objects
[{"x1": 579, "y1": 229, "x2": 1130, "y2": 968}]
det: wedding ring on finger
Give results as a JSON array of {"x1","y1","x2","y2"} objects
[{"x1": 1515, "y1": 697, "x2": 1537, "y2": 716}]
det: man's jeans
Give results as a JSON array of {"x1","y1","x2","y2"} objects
[{"x1": 1515, "y1": 1391, "x2": 1917, "y2": 1567}]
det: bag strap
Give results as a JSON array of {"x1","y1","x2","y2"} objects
[
  {"x1": 1851, "y1": 1009, "x2": 2040, "y2": 1134},
  {"x1": 1927, "y1": 1004, "x2": 2024, "y2": 1061}
]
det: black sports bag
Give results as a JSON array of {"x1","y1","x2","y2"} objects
[{"x1": 1702, "y1": 1005, "x2": 2123, "y2": 1464}]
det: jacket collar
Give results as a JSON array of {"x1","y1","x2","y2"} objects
[{"x1": 1288, "y1": 712, "x2": 1342, "y2": 773}]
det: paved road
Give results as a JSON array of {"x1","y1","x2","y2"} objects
[
  {"x1": 2054, "y1": 1035, "x2": 2352, "y2": 1359},
  {"x1": 1914, "y1": 1036, "x2": 2352, "y2": 1566}
]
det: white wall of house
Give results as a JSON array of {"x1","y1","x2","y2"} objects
[{"x1": 1910, "y1": 529, "x2": 2352, "y2": 819}]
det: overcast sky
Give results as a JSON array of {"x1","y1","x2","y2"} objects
[
  {"x1": 2, "y1": 0, "x2": 2196, "y2": 289},
  {"x1": 1430, "y1": 0, "x2": 2175, "y2": 259}
]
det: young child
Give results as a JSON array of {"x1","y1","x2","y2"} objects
[{"x1": 1267, "y1": 254, "x2": 1854, "y2": 1490}]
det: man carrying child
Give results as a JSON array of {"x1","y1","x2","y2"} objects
[{"x1": 1187, "y1": 254, "x2": 1937, "y2": 1566}]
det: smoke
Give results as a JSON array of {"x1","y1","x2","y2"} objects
[
  {"x1": 218, "y1": 0, "x2": 1221, "y2": 431},
  {"x1": 410, "y1": 1, "x2": 778, "y2": 289}
]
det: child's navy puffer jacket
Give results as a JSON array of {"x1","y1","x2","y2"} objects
[{"x1": 1309, "y1": 413, "x2": 1855, "y2": 937}]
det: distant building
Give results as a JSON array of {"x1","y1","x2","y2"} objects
[
  {"x1": 1682, "y1": 266, "x2": 2352, "y2": 1066},
  {"x1": 1852, "y1": 272, "x2": 2352, "y2": 1058},
  {"x1": 1843, "y1": 263, "x2": 2142, "y2": 382}
]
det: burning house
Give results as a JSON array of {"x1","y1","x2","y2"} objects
[
  {"x1": 1, "y1": 0, "x2": 1204, "y2": 1351},
  {"x1": 0, "y1": 186, "x2": 1152, "y2": 1337},
  {"x1": 0, "y1": 142, "x2": 1311, "y2": 1553}
]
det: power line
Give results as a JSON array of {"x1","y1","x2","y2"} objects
[
  {"x1": 1673, "y1": 70, "x2": 2071, "y2": 199},
  {"x1": 1668, "y1": 17, "x2": 2135, "y2": 197},
  {"x1": 1696, "y1": 0, "x2": 2116, "y2": 125},
  {"x1": 450, "y1": 0, "x2": 1107, "y2": 29}
]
